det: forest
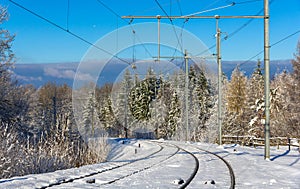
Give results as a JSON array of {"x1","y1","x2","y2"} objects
[{"x1": 1, "y1": 5, "x2": 300, "y2": 179}]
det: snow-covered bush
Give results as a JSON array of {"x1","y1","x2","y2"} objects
[{"x1": 0, "y1": 123, "x2": 110, "y2": 179}]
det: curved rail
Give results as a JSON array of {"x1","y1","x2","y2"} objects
[
  {"x1": 194, "y1": 146, "x2": 236, "y2": 189},
  {"x1": 39, "y1": 140, "x2": 164, "y2": 189},
  {"x1": 100, "y1": 141, "x2": 180, "y2": 186},
  {"x1": 38, "y1": 140, "x2": 235, "y2": 189},
  {"x1": 176, "y1": 145, "x2": 200, "y2": 189}
]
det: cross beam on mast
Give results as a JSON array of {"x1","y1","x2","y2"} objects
[{"x1": 122, "y1": 15, "x2": 264, "y2": 19}]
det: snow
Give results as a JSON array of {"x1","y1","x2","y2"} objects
[{"x1": 0, "y1": 139, "x2": 299, "y2": 188}]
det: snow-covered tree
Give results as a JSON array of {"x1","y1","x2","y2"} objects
[
  {"x1": 169, "y1": 71, "x2": 186, "y2": 140},
  {"x1": 270, "y1": 41, "x2": 300, "y2": 137},
  {"x1": 246, "y1": 60, "x2": 265, "y2": 137},
  {"x1": 82, "y1": 91, "x2": 100, "y2": 138},
  {"x1": 223, "y1": 67, "x2": 248, "y2": 136},
  {"x1": 113, "y1": 69, "x2": 134, "y2": 137},
  {"x1": 99, "y1": 96, "x2": 116, "y2": 131},
  {"x1": 0, "y1": 6, "x2": 28, "y2": 126},
  {"x1": 129, "y1": 68, "x2": 158, "y2": 122},
  {"x1": 288, "y1": 41, "x2": 300, "y2": 137},
  {"x1": 188, "y1": 65, "x2": 214, "y2": 141},
  {"x1": 166, "y1": 91, "x2": 181, "y2": 138}
]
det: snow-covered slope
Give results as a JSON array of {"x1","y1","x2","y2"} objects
[{"x1": 0, "y1": 139, "x2": 299, "y2": 188}]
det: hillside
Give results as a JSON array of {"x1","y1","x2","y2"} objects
[{"x1": 12, "y1": 60, "x2": 293, "y2": 88}]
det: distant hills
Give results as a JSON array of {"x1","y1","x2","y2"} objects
[{"x1": 12, "y1": 59, "x2": 293, "y2": 88}]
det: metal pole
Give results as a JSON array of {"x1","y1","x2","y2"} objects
[
  {"x1": 216, "y1": 18, "x2": 222, "y2": 146},
  {"x1": 264, "y1": 0, "x2": 270, "y2": 159},
  {"x1": 125, "y1": 80, "x2": 128, "y2": 138},
  {"x1": 157, "y1": 15, "x2": 161, "y2": 61},
  {"x1": 185, "y1": 49, "x2": 189, "y2": 141}
]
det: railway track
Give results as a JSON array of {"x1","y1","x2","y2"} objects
[
  {"x1": 39, "y1": 140, "x2": 182, "y2": 189},
  {"x1": 98, "y1": 141, "x2": 180, "y2": 186},
  {"x1": 37, "y1": 140, "x2": 165, "y2": 189},
  {"x1": 172, "y1": 142, "x2": 236, "y2": 189},
  {"x1": 95, "y1": 141, "x2": 200, "y2": 189},
  {"x1": 2, "y1": 140, "x2": 235, "y2": 188},
  {"x1": 194, "y1": 146, "x2": 236, "y2": 189}
]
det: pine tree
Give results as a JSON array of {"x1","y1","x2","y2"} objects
[
  {"x1": 246, "y1": 60, "x2": 265, "y2": 137},
  {"x1": 169, "y1": 71, "x2": 186, "y2": 140},
  {"x1": 129, "y1": 68, "x2": 158, "y2": 122},
  {"x1": 99, "y1": 96, "x2": 116, "y2": 131},
  {"x1": 113, "y1": 69, "x2": 134, "y2": 137},
  {"x1": 188, "y1": 65, "x2": 213, "y2": 141},
  {"x1": 82, "y1": 91, "x2": 100, "y2": 138},
  {"x1": 167, "y1": 91, "x2": 181, "y2": 138}
]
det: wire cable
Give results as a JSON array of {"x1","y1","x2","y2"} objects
[
  {"x1": 233, "y1": 0, "x2": 262, "y2": 5},
  {"x1": 95, "y1": 0, "x2": 153, "y2": 59},
  {"x1": 95, "y1": 0, "x2": 123, "y2": 19},
  {"x1": 66, "y1": 0, "x2": 70, "y2": 31},
  {"x1": 176, "y1": 0, "x2": 183, "y2": 16},
  {"x1": 232, "y1": 29, "x2": 300, "y2": 73},
  {"x1": 183, "y1": 2, "x2": 235, "y2": 17},
  {"x1": 196, "y1": 0, "x2": 275, "y2": 57},
  {"x1": 9, "y1": 0, "x2": 131, "y2": 65},
  {"x1": 154, "y1": 0, "x2": 184, "y2": 55}
]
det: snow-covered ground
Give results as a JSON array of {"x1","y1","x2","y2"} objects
[{"x1": 0, "y1": 139, "x2": 299, "y2": 188}]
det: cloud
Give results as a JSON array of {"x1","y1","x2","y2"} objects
[
  {"x1": 73, "y1": 72, "x2": 95, "y2": 81},
  {"x1": 44, "y1": 67, "x2": 94, "y2": 82},
  {"x1": 15, "y1": 74, "x2": 43, "y2": 82},
  {"x1": 44, "y1": 67, "x2": 75, "y2": 79}
]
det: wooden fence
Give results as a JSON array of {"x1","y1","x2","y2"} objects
[{"x1": 222, "y1": 135, "x2": 300, "y2": 151}]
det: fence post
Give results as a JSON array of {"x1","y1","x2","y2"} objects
[{"x1": 288, "y1": 138, "x2": 291, "y2": 151}]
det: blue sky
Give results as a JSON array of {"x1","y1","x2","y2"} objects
[{"x1": 1, "y1": 0, "x2": 300, "y2": 64}]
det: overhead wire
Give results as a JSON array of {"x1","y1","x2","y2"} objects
[
  {"x1": 176, "y1": 0, "x2": 183, "y2": 16},
  {"x1": 233, "y1": 0, "x2": 262, "y2": 5},
  {"x1": 66, "y1": 0, "x2": 70, "y2": 31},
  {"x1": 152, "y1": 0, "x2": 185, "y2": 70},
  {"x1": 170, "y1": 0, "x2": 185, "y2": 61},
  {"x1": 170, "y1": 0, "x2": 172, "y2": 17},
  {"x1": 166, "y1": 1, "x2": 235, "y2": 70},
  {"x1": 235, "y1": 29, "x2": 300, "y2": 70},
  {"x1": 154, "y1": 0, "x2": 184, "y2": 54},
  {"x1": 95, "y1": 0, "x2": 153, "y2": 60},
  {"x1": 170, "y1": 0, "x2": 185, "y2": 71},
  {"x1": 8, "y1": 0, "x2": 132, "y2": 65},
  {"x1": 183, "y1": 2, "x2": 235, "y2": 17},
  {"x1": 196, "y1": 0, "x2": 275, "y2": 57},
  {"x1": 170, "y1": 0, "x2": 230, "y2": 70},
  {"x1": 154, "y1": 0, "x2": 188, "y2": 76}
]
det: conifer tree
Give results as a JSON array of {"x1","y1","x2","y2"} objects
[
  {"x1": 82, "y1": 91, "x2": 99, "y2": 138},
  {"x1": 113, "y1": 69, "x2": 134, "y2": 137},
  {"x1": 129, "y1": 68, "x2": 158, "y2": 122},
  {"x1": 188, "y1": 65, "x2": 213, "y2": 141},
  {"x1": 167, "y1": 91, "x2": 181, "y2": 138},
  {"x1": 99, "y1": 96, "x2": 115, "y2": 131},
  {"x1": 247, "y1": 60, "x2": 265, "y2": 137}
]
